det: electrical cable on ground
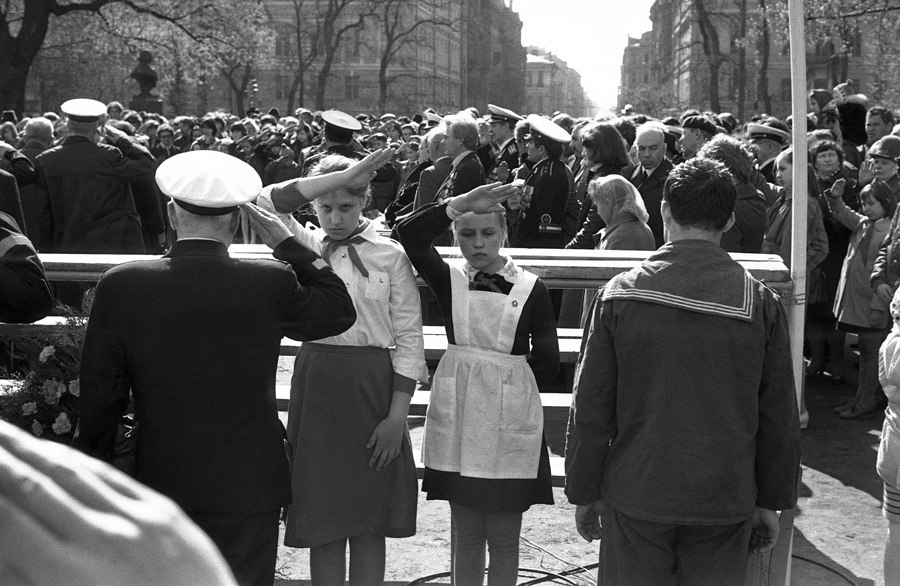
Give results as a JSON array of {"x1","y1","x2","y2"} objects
[
  {"x1": 519, "y1": 535, "x2": 598, "y2": 585},
  {"x1": 403, "y1": 543, "x2": 861, "y2": 585}
]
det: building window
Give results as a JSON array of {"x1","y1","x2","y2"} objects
[
  {"x1": 538, "y1": 71, "x2": 544, "y2": 87},
  {"x1": 275, "y1": 35, "x2": 291, "y2": 58},
  {"x1": 345, "y1": 74, "x2": 359, "y2": 100}
]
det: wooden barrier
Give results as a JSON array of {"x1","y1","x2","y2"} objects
[
  {"x1": 39, "y1": 246, "x2": 793, "y2": 294},
  {"x1": 3, "y1": 247, "x2": 793, "y2": 493}
]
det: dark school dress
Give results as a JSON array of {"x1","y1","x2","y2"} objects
[{"x1": 396, "y1": 202, "x2": 559, "y2": 513}]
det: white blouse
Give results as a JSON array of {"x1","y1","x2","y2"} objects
[{"x1": 257, "y1": 192, "x2": 428, "y2": 382}]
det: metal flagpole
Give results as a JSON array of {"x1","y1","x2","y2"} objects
[
  {"x1": 784, "y1": 0, "x2": 808, "y2": 581},
  {"x1": 787, "y1": 0, "x2": 808, "y2": 431}
]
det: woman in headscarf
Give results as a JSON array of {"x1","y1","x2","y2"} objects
[
  {"x1": 580, "y1": 175, "x2": 656, "y2": 321},
  {"x1": 588, "y1": 175, "x2": 656, "y2": 251}
]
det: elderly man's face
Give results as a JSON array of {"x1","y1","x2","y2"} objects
[{"x1": 636, "y1": 131, "x2": 666, "y2": 170}]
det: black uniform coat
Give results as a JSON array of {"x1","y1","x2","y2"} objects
[
  {"x1": 518, "y1": 157, "x2": 573, "y2": 248},
  {"x1": 76, "y1": 237, "x2": 356, "y2": 516},
  {"x1": 33, "y1": 135, "x2": 157, "y2": 253}
]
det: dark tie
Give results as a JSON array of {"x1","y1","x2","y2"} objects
[{"x1": 322, "y1": 235, "x2": 369, "y2": 278}]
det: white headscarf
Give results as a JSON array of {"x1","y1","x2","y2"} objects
[{"x1": 588, "y1": 175, "x2": 649, "y2": 230}]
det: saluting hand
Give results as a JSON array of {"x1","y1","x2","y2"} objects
[
  {"x1": 343, "y1": 148, "x2": 395, "y2": 190},
  {"x1": 242, "y1": 203, "x2": 293, "y2": 250},
  {"x1": 0, "y1": 421, "x2": 236, "y2": 586},
  {"x1": 104, "y1": 125, "x2": 128, "y2": 144},
  {"x1": 449, "y1": 182, "x2": 520, "y2": 215}
]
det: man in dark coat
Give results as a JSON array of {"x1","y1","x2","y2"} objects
[
  {"x1": 17, "y1": 117, "x2": 55, "y2": 249},
  {"x1": 432, "y1": 113, "x2": 485, "y2": 204},
  {"x1": 486, "y1": 104, "x2": 522, "y2": 183},
  {"x1": 628, "y1": 122, "x2": 673, "y2": 247},
  {"x1": 75, "y1": 149, "x2": 390, "y2": 586},
  {"x1": 746, "y1": 120, "x2": 789, "y2": 184},
  {"x1": 32, "y1": 99, "x2": 157, "y2": 255},
  {"x1": 414, "y1": 126, "x2": 451, "y2": 210},
  {"x1": 566, "y1": 158, "x2": 800, "y2": 585}
]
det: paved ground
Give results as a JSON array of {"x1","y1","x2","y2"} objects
[{"x1": 273, "y1": 357, "x2": 886, "y2": 585}]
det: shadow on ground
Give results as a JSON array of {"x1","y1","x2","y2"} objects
[
  {"x1": 802, "y1": 371, "x2": 883, "y2": 501},
  {"x1": 791, "y1": 527, "x2": 874, "y2": 585}
]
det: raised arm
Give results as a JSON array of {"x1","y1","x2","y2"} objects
[{"x1": 263, "y1": 148, "x2": 394, "y2": 213}]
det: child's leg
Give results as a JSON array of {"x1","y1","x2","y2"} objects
[
  {"x1": 886, "y1": 522, "x2": 900, "y2": 584},
  {"x1": 309, "y1": 539, "x2": 347, "y2": 586},
  {"x1": 484, "y1": 511, "x2": 523, "y2": 586},
  {"x1": 348, "y1": 534, "x2": 385, "y2": 586},
  {"x1": 450, "y1": 502, "x2": 488, "y2": 585}
]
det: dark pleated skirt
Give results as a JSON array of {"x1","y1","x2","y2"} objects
[
  {"x1": 283, "y1": 343, "x2": 417, "y2": 548},
  {"x1": 421, "y1": 433, "x2": 554, "y2": 513}
]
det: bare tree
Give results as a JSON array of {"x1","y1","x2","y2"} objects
[
  {"x1": 369, "y1": 0, "x2": 455, "y2": 112},
  {"x1": 0, "y1": 0, "x2": 239, "y2": 112},
  {"x1": 272, "y1": 0, "x2": 322, "y2": 114},
  {"x1": 310, "y1": 0, "x2": 377, "y2": 110},
  {"x1": 693, "y1": 0, "x2": 726, "y2": 113}
]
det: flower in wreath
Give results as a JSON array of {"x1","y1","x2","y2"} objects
[
  {"x1": 52, "y1": 412, "x2": 72, "y2": 436},
  {"x1": 21, "y1": 402, "x2": 37, "y2": 416},
  {"x1": 41, "y1": 379, "x2": 66, "y2": 406},
  {"x1": 31, "y1": 420, "x2": 43, "y2": 437},
  {"x1": 68, "y1": 378, "x2": 80, "y2": 397},
  {"x1": 38, "y1": 345, "x2": 56, "y2": 363}
]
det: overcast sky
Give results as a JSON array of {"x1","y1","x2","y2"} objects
[{"x1": 512, "y1": 0, "x2": 657, "y2": 113}]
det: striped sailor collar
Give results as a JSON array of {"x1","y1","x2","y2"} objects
[{"x1": 601, "y1": 240, "x2": 757, "y2": 322}]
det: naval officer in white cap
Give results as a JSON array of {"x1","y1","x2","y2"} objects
[
  {"x1": 32, "y1": 98, "x2": 164, "y2": 306},
  {"x1": 487, "y1": 104, "x2": 523, "y2": 183},
  {"x1": 518, "y1": 114, "x2": 573, "y2": 249},
  {"x1": 77, "y1": 148, "x2": 392, "y2": 586}
]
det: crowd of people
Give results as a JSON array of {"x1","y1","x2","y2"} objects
[{"x1": 0, "y1": 77, "x2": 900, "y2": 584}]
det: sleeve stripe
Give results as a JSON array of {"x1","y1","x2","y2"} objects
[{"x1": 0, "y1": 234, "x2": 34, "y2": 257}]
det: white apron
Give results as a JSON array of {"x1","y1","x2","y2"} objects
[{"x1": 422, "y1": 264, "x2": 544, "y2": 479}]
